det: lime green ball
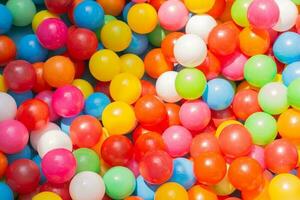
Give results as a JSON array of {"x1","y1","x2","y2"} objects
[
  {"x1": 147, "y1": 25, "x2": 168, "y2": 47},
  {"x1": 244, "y1": 112, "x2": 277, "y2": 146},
  {"x1": 287, "y1": 78, "x2": 300, "y2": 110},
  {"x1": 244, "y1": 55, "x2": 277, "y2": 88},
  {"x1": 175, "y1": 68, "x2": 207, "y2": 100},
  {"x1": 6, "y1": 0, "x2": 36, "y2": 27},
  {"x1": 73, "y1": 148, "x2": 100, "y2": 174},
  {"x1": 291, "y1": 0, "x2": 300, "y2": 5},
  {"x1": 103, "y1": 166, "x2": 136, "y2": 199},
  {"x1": 231, "y1": 0, "x2": 252, "y2": 27}
]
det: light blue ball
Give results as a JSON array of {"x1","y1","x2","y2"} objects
[
  {"x1": 282, "y1": 61, "x2": 300, "y2": 86},
  {"x1": 135, "y1": 175, "x2": 155, "y2": 200},
  {"x1": 7, "y1": 145, "x2": 32, "y2": 163},
  {"x1": 0, "y1": 4, "x2": 13, "y2": 34},
  {"x1": 122, "y1": 2, "x2": 134, "y2": 22},
  {"x1": 125, "y1": 32, "x2": 149, "y2": 55},
  {"x1": 203, "y1": 78, "x2": 234, "y2": 111},
  {"x1": 84, "y1": 92, "x2": 110, "y2": 119},
  {"x1": 0, "y1": 182, "x2": 13, "y2": 200}
]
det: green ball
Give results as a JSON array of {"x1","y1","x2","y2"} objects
[
  {"x1": 244, "y1": 55, "x2": 277, "y2": 88},
  {"x1": 175, "y1": 68, "x2": 207, "y2": 100},
  {"x1": 147, "y1": 25, "x2": 168, "y2": 47},
  {"x1": 244, "y1": 112, "x2": 277, "y2": 146},
  {"x1": 287, "y1": 78, "x2": 300, "y2": 110},
  {"x1": 291, "y1": 0, "x2": 300, "y2": 5},
  {"x1": 103, "y1": 166, "x2": 136, "y2": 199},
  {"x1": 104, "y1": 15, "x2": 117, "y2": 25},
  {"x1": 231, "y1": 0, "x2": 252, "y2": 27},
  {"x1": 6, "y1": 0, "x2": 36, "y2": 27},
  {"x1": 73, "y1": 148, "x2": 100, "y2": 174}
]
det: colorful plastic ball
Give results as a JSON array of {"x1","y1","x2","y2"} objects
[
  {"x1": 228, "y1": 157, "x2": 263, "y2": 191},
  {"x1": 231, "y1": 0, "x2": 251, "y2": 27},
  {"x1": 37, "y1": 130, "x2": 73, "y2": 158},
  {"x1": 70, "y1": 171, "x2": 105, "y2": 200},
  {"x1": 184, "y1": 0, "x2": 215, "y2": 14},
  {"x1": 73, "y1": 148, "x2": 100, "y2": 173},
  {"x1": 188, "y1": 185, "x2": 218, "y2": 200},
  {"x1": 32, "y1": 192, "x2": 62, "y2": 200},
  {"x1": 273, "y1": 32, "x2": 300, "y2": 64},
  {"x1": 0, "y1": 152, "x2": 8, "y2": 179},
  {"x1": 84, "y1": 92, "x2": 110, "y2": 119},
  {"x1": 194, "y1": 152, "x2": 227, "y2": 185},
  {"x1": 36, "y1": 90, "x2": 60, "y2": 122},
  {"x1": 72, "y1": 79, "x2": 94, "y2": 99},
  {"x1": 165, "y1": 103, "x2": 180, "y2": 126},
  {"x1": 6, "y1": 0, "x2": 36, "y2": 27},
  {"x1": 156, "y1": 71, "x2": 181, "y2": 103},
  {"x1": 96, "y1": 0, "x2": 125, "y2": 16},
  {"x1": 32, "y1": 63, "x2": 52, "y2": 93},
  {"x1": 32, "y1": 155, "x2": 46, "y2": 184},
  {"x1": 40, "y1": 182, "x2": 71, "y2": 200},
  {"x1": 288, "y1": 78, "x2": 300, "y2": 110},
  {"x1": 244, "y1": 55, "x2": 277, "y2": 87},
  {"x1": 122, "y1": 2, "x2": 134, "y2": 22},
  {"x1": 282, "y1": 61, "x2": 300, "y2": 86},
  {"x1": 102, "y1": 101, "x2": 136, "y2": 135},
  {"x1": 125, "y1": 33, "x2": 149, "y2": 55},
  {"x1": 248, "y1": 145, "x2": 266, "y2": 171},
  {"x1": 7, "y1": 144, "x2": 32, "y2": 164},
  {"x1": 89, "y1": 50, "x2": 121, "y2": 81},
  {"x1": 45, "y1": 0, "x2": 72, "y2": 14},
  {"x1": 174, "y1": 34, "x2": 207, "y2": 67},
  {"x1": 103, "y1": 166, "x2": 136, "y2": 199},
  {"x1": 247, "y1": 0, "x2": 279, "y2": 29},
  {"x1": 32, "y1": 10, "x2": 59, "y2": 32},
  {"x1": 155, "y1": 182, "x2": 189, "y2": 200},
  {"x1": 6, "y1": 159, "x2": 40, "y2": 194},
  {"x1": 0, "y1": 36, "x2": 16, "y2": 66},
  {"x1": 141, "y1": 80, "x2": 156, "y2": 97},
  {"x1": 265, "y1": 139, "x2": 298, "y2": 173},
  {"x1": 0, "y1": 182, "x2": 13, "y2": 200},
  {"x1": 161, "y1": 32, "x2": 184, "y2": 62},
  {"x1": 135, "y1": 175, "x2": 155, "y2": 200},
  {"x1": 0, "y1": 75, "x2": 7, "y2": 92},
  {"x1": 128, "y1": 3, "x2": 158, "y2": 34},
  {"x1": 211, "y1": 172, "x2": 235, "y2": 196},
  {"x1": 278, "y1": 109, "x2": 300, "y2": 141},
  {"x1": 190, "y1": 133, "x2": 221, "y2": 158},
  {"x1": 0, "y1": 92, "x2": 17, "y2": 121},
  {"x1": 52, "y1": 85, "x2": 84, "y2": 118},
  {"x1": 147, "y1": 24, "x2": 168, "y2": 47},
  {"x1": 0, "y1": 4, "x2": 12, "y2": 34}
]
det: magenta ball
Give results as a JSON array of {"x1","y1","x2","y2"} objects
[
  {"x1": 248, "y1": 0, "x2": 280, "y2": 29},
  {"x1": 0, "y1": 119, "x2": 29, "y2": 154},
  {"x1": 179, "y1": 100, "x2": 211, "y2": 131},
  {"x1": 36, "y1": 90, "x2": 60, "y2": 121},
  {"x1": 158, "y1": 0, "x2": 189, "y2": 31},
  {"x1": 52, "y1": 85, "x2": 84, "y2": 118},
  {"x1": 162, "y1": 125, "x2": 192, "y2": 157},
  {"x1": 36, "y1": 18, "x2": 68, "y2": 50},
  {"x1": 249, "y1": 145, "x2": 266, "y2": 170},
  {"x1": 42, "y1": 148, "x2": 76, "y2": 184}
]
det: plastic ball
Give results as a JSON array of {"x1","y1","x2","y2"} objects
[
  {"x1": 70, "y1": 171, "x2": 105, "y2": 200},
  {"x1": 174, "y1": 34, "x2": 207, "y2": 67},
  {"x1": 161, "y1": 32, "x2": 184, "y2": 62},
  {"x1": 102, "y1": 101, "x2": 136, "y2": 135},
  {"x1": 0, "y1": 152, "x2": 8, "y2": 178},
  {"x1": 89, "y1": 50, "x2": 121, "y2": 82},
  {"x1": 96, "y1": 0, "x2": 125, "y2": 16},
  {"x1": 188, "y1": 185, "x2": 218, "y2": 200},
  {"x1": 135, "y1": 175, "x2": 155, "y2": 200},
  {"x1": 45, "y1": 0, "x2": 72, "y2": 14},
  {"x1": 184, "y1": 0, "x2": 215, "y2": 14},
  {"x1": 156, "y1": 71, "x2": 181, "y2": 103},
  {"x1": 103, "y1": 166, "x2": 136, "y2": 199},
  {"x1": 32, "y1": 63, "x2": 52, "y2": 93},
  {"x1": 282, "y1": 61, "x2": 300, "y2": 86},
  {"x1": 244, "y1": 55, "x2": 277, "y2": 87},
  {"x1": 125, "y1": 33, "x2": 149, "y2": 55},
  {"x1": 6, "y1": 0, "x2": 36, "y2": 27},
  {"x1": 0, "y1": 4, "x2": 12, "y2": 34},
  {"x1": 52, "y1": 85, "x2": 84, "y2": 118},
  {"x1": 0, "y1": 182, "x2": 13, "y2": 200},
  {"x1": 128, "y1": 3, "x2": 158, "y2": 34},
  {"x1": 72, "y1": 79, "x2": 94, "y2": 99},
  {"x1": 190, "y1": 133, "x2": 221, "y2": 158},
  {"x1": 32, "y1": 192, "x2": 62, "y2": 200},
  {"x1": 155, "y1": 182, "x2": 189, "y2": 200},
  {"x1": 231, "y1": 0, "x2": 251, "y2": 27},
  {"x1": 141, "y1": 80, "x2": 156, "y2": 96},
  {"x1": 40, "y1": 182, "x2": 71, "y2": 200},
  {"x1": 0, "y1": 36, "x2": 16, "y2": 66},
  {"x1": 0, "y1": 92, "x2": 17, "y2": 121},
  {"x1": 120, "y1": 54, "x2": 145, "y2": 79},
  {"x1": 278, "y1": 109, "x2": 300, "y2": 141},
  {"x1": 0, "y1": 75, "x2": 7, "y2": 92},
  {"x1": 32, "y1": 10, "x2": 59, "y2": 32},
  {"x1": 165, "y1": 103, "x2": 180, "y2": 126},
  {"x1": 84, "y1": 92, "x2": 110, "y2": 119},
  {"x1": 73, "y1": 148, "x2": 100, "y2": 173},
  {"x1": 147, "y1": 24, "x2": 168, "y2": 47},
  {"x1": 35, "y1": 90, "x2": 60, "y2": 122},
  {"x1": 288, "y1": 78, "x2": 300, "y2": 110},
  {"x1": 36, "y1": 18, "x2": 68, "y2": 50},
  {"x1": 6, "y1": 159, "x2": 40, "y2": 194}
]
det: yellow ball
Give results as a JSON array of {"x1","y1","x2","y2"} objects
[
  {"x1": 89, "y1": 50, "x2": 121, "y2": 82},
  {"x1": 72, "y1": 79, "x2": 94, "y2": 99},
  {"x1": 184, "y1": 0, "x2": 215, "y2": 14},
  {"x1": 0, "y1": 74, "x2": 7, "y2": 92},
  {"x1": 102, "y1": 101, "x2": 137, "y2": 135},
  {"x1": 110, "y1": 72, "x2": 142, "y2": 104},
  {"x1": 155, "y1": 182, "x2": 189, "y2": 200},
  {"x1": 32, "y1": 10, "x2": 59, "y2": 32},
  {"x1": 128, "y1": 3, "x2": 158, "y2": 34},
  {"x1": 101, "y1": 20, "x2": 132, "y2": 52},
  {"x1": 120, "y1": 54, "x2": 145, "y2": 79},
  {"x1": 268, "y1": 174, "x2": 300, "y2": 200},
  {"x1": 215, "y1": 120, "x2": 242, "y2": 138},
  {"x1": 211, "y1": 170, "x2": 235, "y2": 196},
  {"x1": 32, "y1": 192, "x2": 62, "y2": 200}
]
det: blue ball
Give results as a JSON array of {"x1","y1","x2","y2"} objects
[
  {"x1": 203, "y1": 78, "x2": 234, "y2": 111},
  {"x1": 282, "y1": 61, "x2": 300, "y2": 86},
  {"x1": 74, "y1": 1, "x2": 104, "y2": 30},
  {"x1": 273, "y1": 32, "x2": 300, "y2": 64},
  {"x1": 168, "y1": 158, "x2": 196, "y2": 189},
  {"x1": 135, "y1": 175, "x2": 155, "y2": 200},
  {"x1": 0, "y1": 4, "x2": 13, "y2": 34},
  {"x1": 125, "y1": 32, "x2": 149, "y2": 55},
  {"x1": 122, "y1": 2, "x2": 134, "y2": 22},
  {"x1": 84, "y1": 92, "x2": 110, "y2": 119},
  {"x1": 0, "y1": 182, "x2": 13, "y2": 200},
  {"x1": 8, "y1": 90, "x2": 33, "y2": 106},
  {"x1": 98, "y1": 42, "x2": 104, "y2": 50},
  {"x1": 17, "y1": 34, "x2": 48, "y2": 63},
  {"x1": 32, "y1": 155, "x2": 47, "y2": 183},
  {"x1": 7, "y1": 145, "x2": 32, "y2": 164}
]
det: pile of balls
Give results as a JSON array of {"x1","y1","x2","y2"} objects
[{"x1": 1, "y1": 0, "x2": 300, "y2": 199}]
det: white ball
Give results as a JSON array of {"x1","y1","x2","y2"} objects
[
  {"x1": 37, "y1": 129, "x2": 72, "y2": 158},
  {"x1": 156, "y1": 71, "x2": 182, "y2": 103},
  {"x1": 273, "y1": 0, "x2": 298, "y2": 32},
  {"x1": 0, "y1": 92, "x2": 17, "y2": 121},
  {"x1": 174, "y1": 34, "x2": 207, "y2": 67},
  {"x1": 69, "y1": 171, "x2": 105, "y2": 200},
  {"x1": 185, "y1": 14, "x2": 217, "y2": 43}
]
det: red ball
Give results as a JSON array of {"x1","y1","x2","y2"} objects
[
  {"x1": 6, "y1": 159, "x2": 40, "y2": 194},
  {"x1": 141, "y1": 80, "x2": 156, "y2": 96},
  {"x1": 165, "y1": 103, "x2": 181, "y2": 126},
  {"x1": 139, "y1": 150, "x2": 173, "y2": 184},
  {"x1": 190, "y1": 133, "x2": 221, "y2": 158},
  {"x1": 3, "y1": 60, "x2": 36, "y2": 92},
  {"x1": 196, "y1": 51, "x2": 221, "y2": 80},
  {"x1": 40, "y1": 182, "x2": 71, "y2": 200},
  {"x1": 32, "y1": 62, "x2": 52, "y2": 93},
  {"x1": 101, "y1": 135, "x2": 134, "y2": 166},
  {"x1": 211, "y1": 107, "x2": 236, "y2": 127},
  {"x1": 45, "y1": 0, "x2": 73, "y2": 14},
  {"x1": 0, "y1": 35, "x2": 16, "y2": 66},
  {"x1": 161, "y1": 32, "x2": 184, "y2": 62},
  {"x1": 132, "y1": 125, "x2": 151, "y2": 142},
  {"x1": 16, "y1": 99, "x2": 50, "y2": 131}
]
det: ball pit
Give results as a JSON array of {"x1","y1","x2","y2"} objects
[{"x1": 0, "y1": 0, "x2": 300, "y2": 199}]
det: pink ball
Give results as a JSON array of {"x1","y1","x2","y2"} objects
[
  {"x1": 179, "y1": 100, "x2": 211, "y2": 131},
  {"x1": 126, "y1": 158, "x2": 140, "y2": 178},
  {"x1": 248, "y1": 0, "x2": 279, "y2": 29},
  {"x1": 249, "y1": 145, "x2": 266, "y2": 170},
  {"x1": 219, "y1": 50, "x2": 248, "y2": 81},
  {"x1": 158, "y1": 0, "x2": 189, "y2": 31},
  {"x1": 36, "y1": 18, "x2": 68, "y2": 50},
  {"x1": 42, "y1": 148, "x2": 76, "y2": 184},
  {"x1": 0, "y1": 119, "x2": 29, "y2": 154},
  {"x1": 52, "y1": 85, "x2": 84, "y2": 118},
  {"x1": 36, "y1": 90, "x2": 60, "y2": 122},
  {"x1": 162, "y1": 125, "x2": 192, "y2": 157}
]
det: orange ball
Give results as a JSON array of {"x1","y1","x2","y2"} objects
[
  {"x1": 239, "y1": 27, "x2": 270, "y2": 56},
  {"x1": 141, "y1": 80, "x2": 156, "y2": 96},
  {"x1": 188, "y1": 185, "x2": 218, "y2": 200},
  {"x1": 32, "y1": 62, "x2": 52, "y2": 93},
  {"x1": 165, "y1": 103, "x2": 181, "y2": 126},
  {"x1": 124, "y1": 197, "x2": 143, "y2": 200},
  {"x1": 43, "y1": 56, "x2": 75, "y2": 88},
  {"x1": 0, "y1": 152, "x2": 8, "y2": 178},
  {"x1": 161, "y1": 32, "x2": 184, "y2": 62},
  {"x1": 278, "y1": 109, "x2": 300, "y2": 142},
  {"x1": 144, "y1": 48, "x2": 173, "y2": 79},
  {"x1": 0, "y1": 36, "x2": 16, "y2": 66},
  {"x1": 97, "y1": 0, "x2": 125, "y2": 16}
]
